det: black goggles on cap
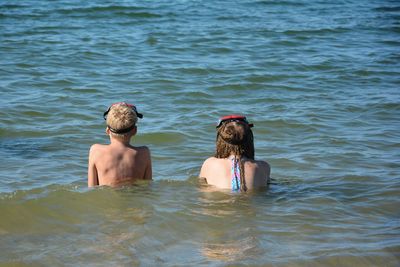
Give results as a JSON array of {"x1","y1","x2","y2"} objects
[{"x1": 103, "y1": 102, "x2": 143, "y2": 120}]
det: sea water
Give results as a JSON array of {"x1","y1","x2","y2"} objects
[{"x1": 0, "y1": 0, "x2": 399, "y2": 266}]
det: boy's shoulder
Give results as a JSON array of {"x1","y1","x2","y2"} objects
[
  {"x1": 135, "y1": 145, "x2": 150, "y2": 150},
  {"x1": 127, "y1": 145, "x2": 151, "y2": 160},
  {"x1": 89, "y1": 144, "x2": 108, "y2": 159},
  {"x1": 129, "y1": 145, "x2": 151, "y2": 153},
  {"x1": 89, "y1": 143, "x2": 107, "y2": 152}
]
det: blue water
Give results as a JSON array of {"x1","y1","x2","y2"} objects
[{"x1": 0, "y1": 0, "x2": 399, "y2": 266}]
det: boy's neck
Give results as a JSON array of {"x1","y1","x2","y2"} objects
[{"x1": 110, "y1": 136, "x2": 131, "y2": 146}]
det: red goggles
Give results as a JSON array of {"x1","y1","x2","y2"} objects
[
  {"x1": 216, "y1": 114, "x2": 254, "y2": 128},
  {"x1": 103, "y1": 102, "x2": 143, "y2": 120}
]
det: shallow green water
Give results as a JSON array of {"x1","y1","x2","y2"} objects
[{"x1": 0, "y1": 0, "x2": 399, "y2": 265}]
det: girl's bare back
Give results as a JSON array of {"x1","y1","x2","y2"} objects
[{"x1": 200, "y1": 157, "x2": 270, "y2": 190}]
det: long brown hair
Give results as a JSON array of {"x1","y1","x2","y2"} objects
[{"x1": 215, "y1": 121, "x2": 254, "y2": 191}]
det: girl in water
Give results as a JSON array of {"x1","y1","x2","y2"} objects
[{"x1": 199, "y1": 115, "x2": 270, "y2": 191}]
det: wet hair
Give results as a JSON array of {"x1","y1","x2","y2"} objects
[
  {"x1": 106, "y1": 104, "x2": 137, "y2": 137},
  {"x1": 215, "y1": 121, "x2": 255, "y2": 191}
]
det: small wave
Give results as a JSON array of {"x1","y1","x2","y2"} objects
[
  {"x1": 0, "y1": 128, "x2": 53, "y2": 139},
  {"x1": 370, "y1": 102, "x2": 400, "y2": 110},
  {"x1": 19, "y1": 110, "x2": 50, "y2": 118},
  {"x1": 14, "y1": 63, "x2": 35, "y2": 68},
  {"x1": 57, "y1": 5, "x2": 145, "y2": 14},
  {"x1": 136, "y1": 131, "x2": 187, "y2": 145},
  {"x1": 62, "y1": 87, "x2": 101, "y2": 94},
  {"x1": 0, "y1": 4, "x2": 27, "y2": 9},
  {"x1": 386, "y1": 26, "x2": 400, "y2": 33},
  {"x1": 210, "y1": 47, "x2": 233, "y2": 54},
  {"x1": 270, "y1": 39, "x2": 303, "y2": 47},
  {"x1": 0, "y1": 12, "x2": 45, "y2": 19},
  {"x1": 373, "y1": 6, "x2": 400, "y2": 12},
  {"x1": 0, "y1": 137, "x2": 58, "y2": 159},
  {"x1": 114, "y1": 11, "x2": 162, "y2": 19},
  {"x1": 379, "y1": 40, "x2": 400, "y2": 46},
  {"x1": 261, "y1": 118, "x2": 316, "y2": 131},
  {"x1": 244, "y1": 74, "x2": 295, "y2": 83},
  {"x1": 202, "y1": 236, "x2": 260, "y2": 262},
  {"x1": 175, "y1": 67, "x2": 222, "y2": 75},
  {"x1": 297, "y1": 62, "x2": 338, "y2": 72},
  {"x1": 216, "y1": 15, "x2": 254, "y2": 21},
  {"x1": 250, "y1": 0, "x2": 306, "y2": 7},
  {"x1": 165, "y1": 90, "x2": 213, "y2": 99},
  {"x1": 56, "y1": 5, "x2": 162, "y2": 19},
  {"x1": 282, "y1": 27, "x2": 349, "y2": 36},
  {"x1": 208, "y1": 83, "x2": 251, "y2": 91}
]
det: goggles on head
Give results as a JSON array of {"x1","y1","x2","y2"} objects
[
  {"x1": 216, "y1": 114, "x2": 254, "y2": 128},
  {"x1": 103, "y1": 102, "x2": 143, "y2": 120}
]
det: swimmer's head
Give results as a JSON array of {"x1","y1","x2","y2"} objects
[
  {"x1": 215, "y1": 115, "x2": 254, "y2": 159},
  {"x1": 103, "y1": 102, "x2": 143, "y2": 137}
]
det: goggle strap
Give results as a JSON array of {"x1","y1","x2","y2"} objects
[{"x1": 108, "y1": 124, "x2": 136, "y2": 134}]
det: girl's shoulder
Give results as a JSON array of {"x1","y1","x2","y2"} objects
[
  {"x1": 202, "y1": 156, "x2": 225, "y2": 164},
  {"x1": 201, "y1": 157, "x2": 229, "y2": 173},
  {"x1": 255, "y1": 159, "x2": 271, "y2": 171},
  {"x1": 244, "y1": 158, "x2": 270, "y2": 171}
]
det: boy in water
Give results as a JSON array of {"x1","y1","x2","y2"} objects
[{"x1": 88, "y1": 102, "x2": 152, "y2": 187}]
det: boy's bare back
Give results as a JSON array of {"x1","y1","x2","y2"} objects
[
  {"x1": 88, "y1": 102, "x2": 152, "y2": 187},
  {"x1": 88, "y1": 143, "x2": 152, "y2": 187}
]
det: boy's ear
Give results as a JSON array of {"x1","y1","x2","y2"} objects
[
  {"x1": 132, "y1": 126, "x2": 137, "y2": 136},
  {"x1": 105, "y1": 127, "x2": 110, "y2": 135}
]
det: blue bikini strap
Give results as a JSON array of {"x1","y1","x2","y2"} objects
[{"x1": 231, "y1": 157, "x2": 241, "y2": 191}]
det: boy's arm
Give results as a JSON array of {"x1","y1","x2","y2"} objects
[
  {"x1": 88, "y1": 145, "x2": 99, "y2": 187},
  {"x1": 143, "y1": 147, "x2": 152, "y2": 180}
]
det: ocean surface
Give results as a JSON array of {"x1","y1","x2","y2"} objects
[{"x1": 1, "y1": 0, "x2": 399, "y2": 266}]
